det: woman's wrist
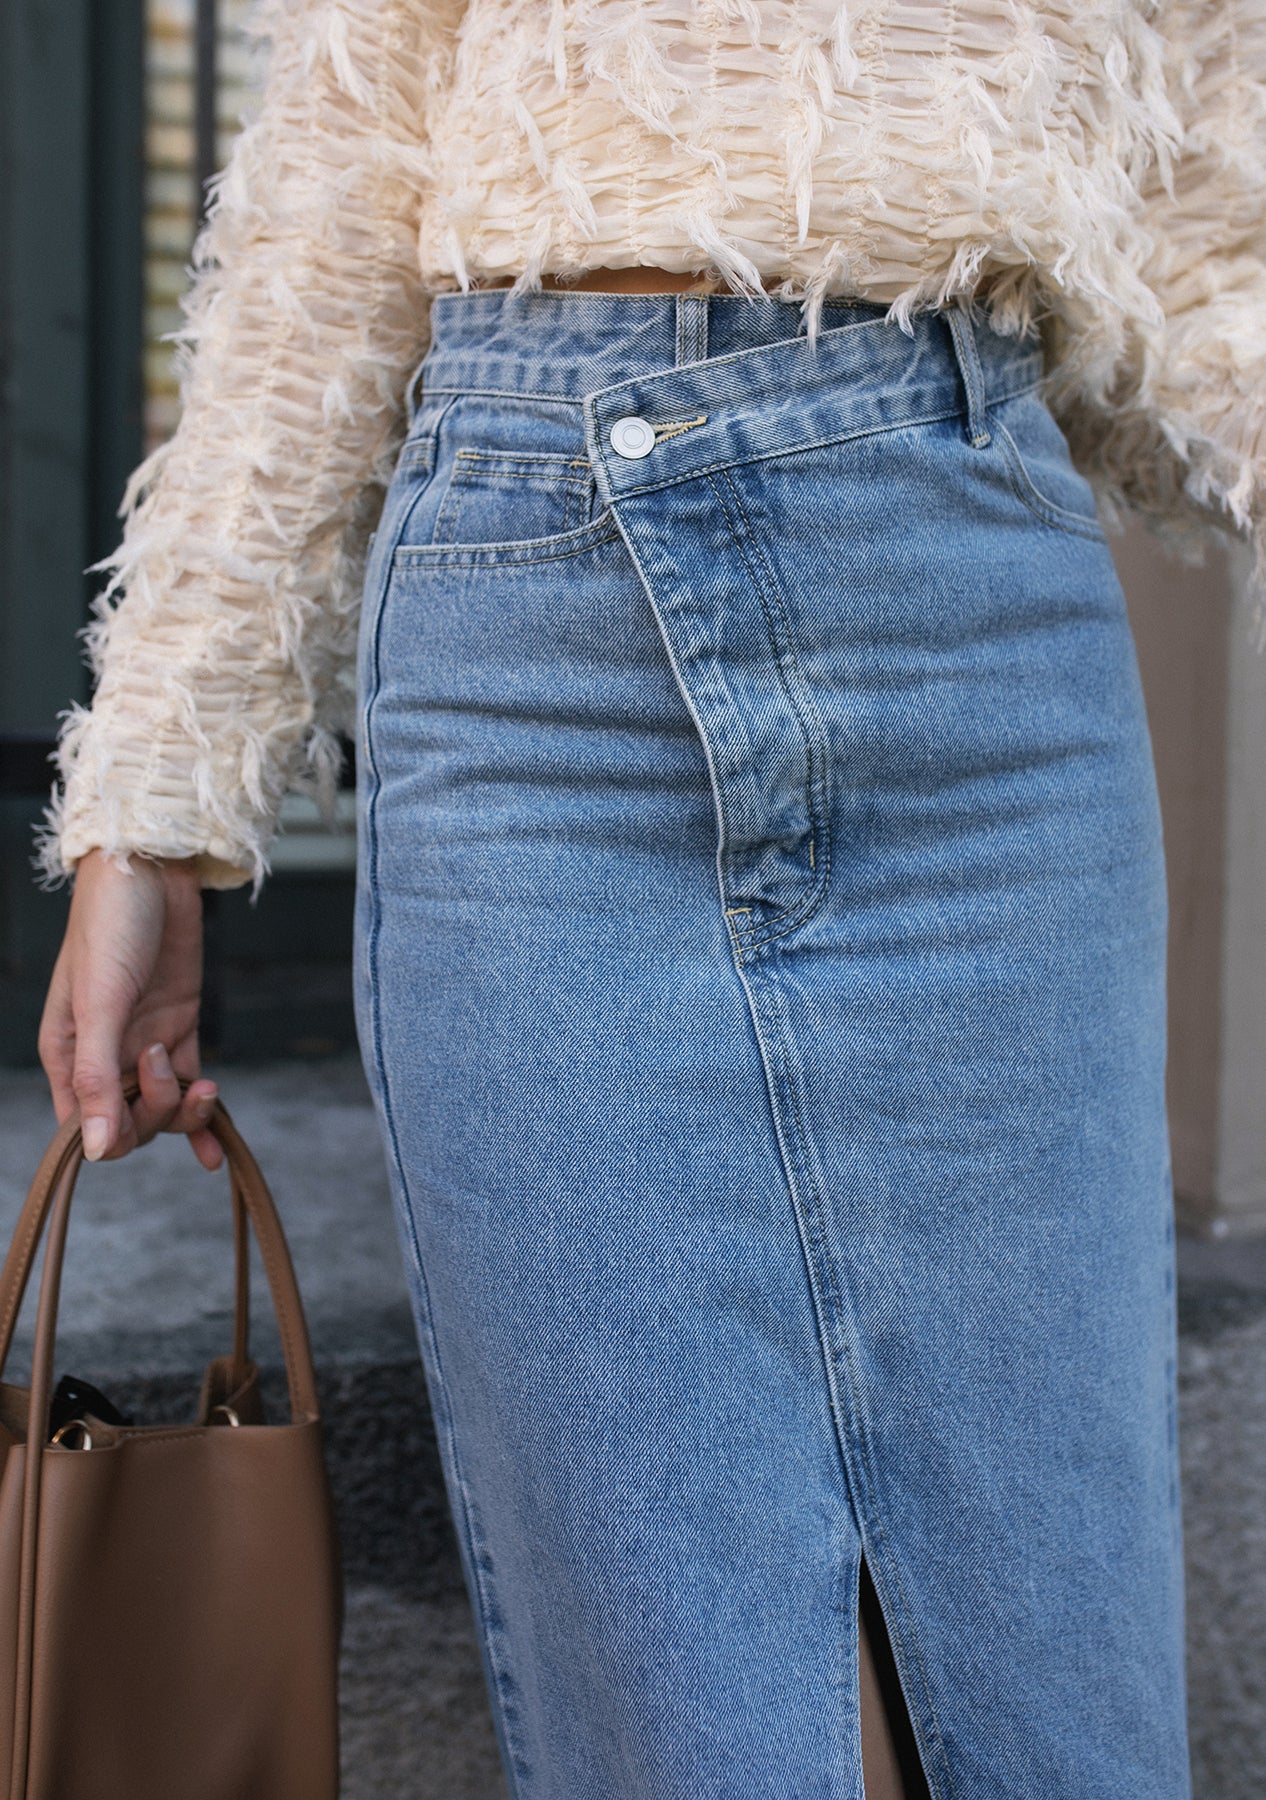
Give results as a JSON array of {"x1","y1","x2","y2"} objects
[{"x1": 73, "y1": 847, "x2": 202, "y2": 885}]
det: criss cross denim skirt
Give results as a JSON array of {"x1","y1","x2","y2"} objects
[{"x1": 352, "y1": 289, "x2": 1191, "y2": 1800}]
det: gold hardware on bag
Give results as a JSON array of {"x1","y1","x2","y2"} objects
[
  {"x1": 50, "y1": 1419, "x2": 93, "y2": 1450},
  {"x1": 209, "y1": 1404, "x2": 241, "y2": 1427}
]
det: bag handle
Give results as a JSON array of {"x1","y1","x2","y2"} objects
[
  {"x1": 4, "y1": 1081, "x2": 324, "y2": 1800},
  {"x1": 0, "y1": 1077, "x2": 320, "y2": 1423},
  {"x1": 0, "y1": 1108, "x2": 252, "y2": 1402},
  {"x1": 3, "y1": 1083, "x2": 324, "y2": 1800}
]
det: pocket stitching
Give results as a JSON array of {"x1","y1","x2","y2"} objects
[
  {"x1": 392, "y1": 508, "x2": 621, "y2": 569},
  {"x1": 431, "y1": 449, "x2": 599, "y2": 548},
  {"x1": 449, "y1": 449, "x2": 594, "y2": 474},
  {"x1": 993, "y1": 416, "x2": 1107, "y2": 542}
]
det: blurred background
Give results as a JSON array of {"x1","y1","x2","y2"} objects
[
  {"x1": 1, "y1": 0, "x2": 358, "y2": 1077},
  {"x1": 1, "y1": 5, "x2": 1264, "y2": 1795}
]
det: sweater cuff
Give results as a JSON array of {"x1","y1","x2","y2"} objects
[{"x1": 33, "y1": 698, "x2": 284, "y2": 899}]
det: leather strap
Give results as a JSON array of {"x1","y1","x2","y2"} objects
[
  {"x1": 10, "y1": 1152, "x2": 74, "y2": 1799},
  {"x1": 231, "y1": 1153, "x2": 251, "y2": 1374},
  {"x1": 0, "y1": 1097, "x2": 253, "y2": 1393},
  {"x1": 0, "y1": 1079, "x2": 319, "y2": 1421}
]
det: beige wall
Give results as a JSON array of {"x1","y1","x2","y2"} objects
[
  {"x1": 1119, "y1": 521, "x2": 1232, "y2": 1227},
  {"x1": 1217, "y1": 542, "x2": 1266, "y2": 1234},
  {"x1": 1119, "y1": 522, "x2": 1266, "y2": 1235}
]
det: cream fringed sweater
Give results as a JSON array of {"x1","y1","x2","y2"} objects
[{"x1": 36, "y1": 0, "x2": 1266, "y2": 896}]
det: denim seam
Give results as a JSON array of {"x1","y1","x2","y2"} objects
[
  {"x1": 595, "y1": 510, "x2": 742, "y2": 980},
  {"x1": 675, "y1": 292, "x2": 710, "y2": 365},
  {"x1": 420, "y1": 313, "x2": 882, "y2": 407},
  {"x1": 449, "y1": 449, "x2": 594, "y2": 466},
  {"x1": 849, "y1": 1555, "x2": 864, "y2": 1794},
  {"x1": 944, "y1": 306, "x2": 993, "y2": 450},
  {"x1": 419, "y1": 362, "x2": 1043, "y2": 418},
  {"x1": 991, "y1": 417, "x2": 1109, "y2": 542},
  {"x1": 584, "y1": 309, "x2": 975, "y2": 396},
  {"x1": 360, "y1": 483, "x2": 533, "y2": 1796},
  {"x1": 396, "y1": 434, "x2": 437, "y2": 478},
  {"x1": 593, "y1": 371, "x2": 1046, "y2": 501},
  {"x1": 420, "y1": 383, "x2": 594, "y2": 404},
  {"x1": 706, "y1": 466, "x2": 832, "y2": 952},
  {"x1": 730, "y1": 883, "x2": 830, "y2": 958},
  {"x1": 394, "y1": 392, "x2": 457, "y2": 536},
  {"x1": 751, "y1": 956, "x2": 959, "y2": 1800},
  {"x1": 447, "y1": 460, "x2": 594, "y2": 479},
  {"x1": 392, "y1": 514, "x2": 622, "y2": 569},
  {"x1": 433, "y1": 462, "x2": 595, "y2": 545},
  {"x1": 674, "y1": 297, "x2": 688, "y2": 368}
]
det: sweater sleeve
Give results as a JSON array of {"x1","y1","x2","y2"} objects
[
  {"x1": 36, "y1": 0, "x2": 465, "y2": 897},
  {"x1": 1053, "y1": 0, "x2": 1266, "y2": 626}
]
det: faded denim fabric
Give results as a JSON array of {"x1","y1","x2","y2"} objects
[{"x1": 353, "y1": 288, "x2": 1191, "y2": 1800}]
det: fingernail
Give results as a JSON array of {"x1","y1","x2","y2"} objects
[
  {"x1": 147, "y1": 1042, "x2": 173, "y2": 1080},
  {"x1": 82, "y1": 1118, "x2": 110, "y2": 1161}
]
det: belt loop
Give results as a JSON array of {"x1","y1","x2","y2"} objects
[
  {"x1": 675, "y1": 294, "x2": 709, "y2": 367},
  {"x1": 405, "y1": 347, "x2": 429, "y2": 419},
  {"x1": 945, "y1": 303, "x2": 992, "y2": 449}
]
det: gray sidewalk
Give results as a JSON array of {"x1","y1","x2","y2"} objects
[{"x1": 1, "y1": 1053, "x2": 1263, "y2": 1798}]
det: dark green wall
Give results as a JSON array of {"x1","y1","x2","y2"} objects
[
  {"x1": 0, "y1": 2, "x2": 146, "y2": 1062},
  {"x1": 0, "y1": 3, "x2": 358, "y2": 1068}
]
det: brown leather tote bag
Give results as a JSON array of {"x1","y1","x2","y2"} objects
[{"x1": 0, "y1": 1078, "x2": 341, "y2": 1800}]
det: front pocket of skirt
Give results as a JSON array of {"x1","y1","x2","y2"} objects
[
  {"x1": 429, "y1": 448, "x2": 601, "y2": 549},
  {"x1": 392, "y1": 507, "x2": 622, "y2": 571}
]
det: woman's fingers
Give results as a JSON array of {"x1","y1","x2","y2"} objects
[
  {"x1": 164, "y1": 1077, "x2": 224, "y2": 1169},
  {"x1": 187, "y1": 1123, "x2": 226, "y2": 1173},
  {"x1": 121, "y1": 1040, "x2": 186, "y2": 1147},
  {"x1": 165, "y1": 1075, "x2": 226, "y2": 1170},
  {"x1": 70, "y1": 984, "x2": 134, "y2": 1162},
  {"x1": 47, "y1": 1003, "x2": 222, "y2": 1175},
  {"x1": 119, "y1": 1048, "x2": 224, "y2": 1167}
]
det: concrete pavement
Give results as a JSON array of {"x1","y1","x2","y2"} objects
[{"x1": 1, "y1": 1052, "x2": 1262, "y2": 1798}]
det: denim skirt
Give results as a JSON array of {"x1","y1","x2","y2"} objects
[{"x1": 352, "y1": 288, "x2": 1191, "y2": 1800}]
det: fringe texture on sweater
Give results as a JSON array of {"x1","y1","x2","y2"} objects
[{"x1": 35, "y1": 0, "x2": 1266, "y2": 895}]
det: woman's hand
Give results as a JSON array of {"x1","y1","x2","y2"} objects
[{"x1": 38, "y1": 848, "x2": 225, "y2": 1170}]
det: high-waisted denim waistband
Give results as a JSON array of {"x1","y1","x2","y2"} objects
[{"x1": 413, "y1": 287, "x2": 1048, "y2": 504}]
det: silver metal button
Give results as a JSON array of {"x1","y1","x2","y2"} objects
[{"x1": 609, "y1": 416, "x2": 656, "y2": 460}]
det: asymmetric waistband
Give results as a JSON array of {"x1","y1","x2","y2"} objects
[{"x1": 416, "y1": 287, "x2": 1047, "y2": 413}]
